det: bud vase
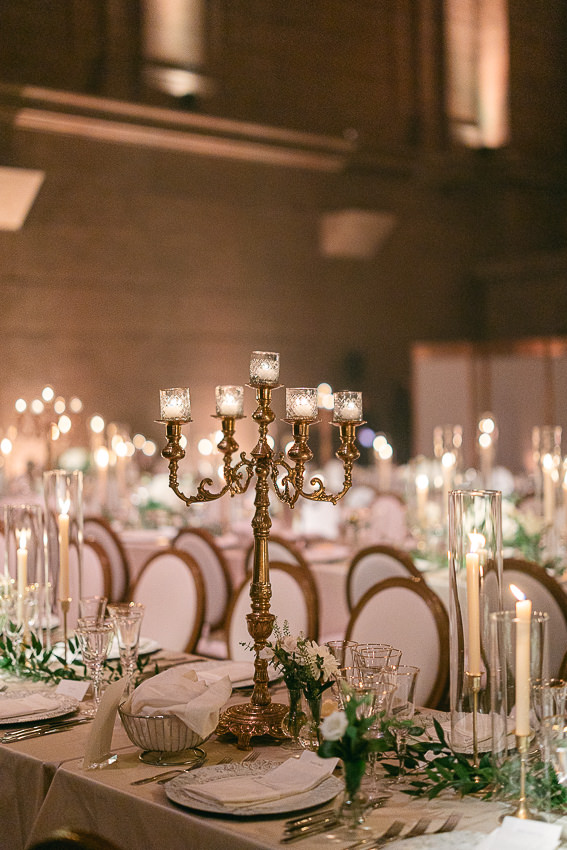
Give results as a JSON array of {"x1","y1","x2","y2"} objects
[
  {"x1": 281, "y1": 685, "x2": 306, "y2": 751},
  {"x1": 298, "y1": 694, "x2": 322, "y2": 751}
]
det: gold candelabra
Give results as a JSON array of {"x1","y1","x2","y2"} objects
[{"x1": 158, "y1": 353, "x2": 364, "y2": 747}]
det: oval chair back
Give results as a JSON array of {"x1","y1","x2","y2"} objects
[
  {"x1": 84, "y1": 517, "x2": 130, "y2": 602},
  {"x1": 130, "y1": 548, "x2": 205, "y2": 653},
  {"x1": 346, "y1": 545, "x2": 421, "y2": 610},
  {"x1": 172, "y1": 527, "x2": 233, "y2": 631}
]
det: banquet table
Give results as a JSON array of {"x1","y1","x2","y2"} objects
[{"x1": 0, "y1": 655, "x2": 521, "y2": 850}]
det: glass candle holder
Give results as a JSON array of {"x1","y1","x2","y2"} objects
[
  {"x1": 448, "y1": 490, "x2": 503, "y2": 755},
  {"x1": 159, "y1": 387, "x2": 191, "y2": 421},
  {"x1": 490, "y1": 610, "x2": 549, "y2": 811},
  {"x1": 3, "y1": 504, "x2": 44, "y2": 633},
  {"x1": 215, "y1": 385, "x2": 244, "y2": 417},
  {"x1": 285, "y1": 388, "x2": 318, "y2": 420},
  {"x1": 43, "y1": 470, "x2": 83, "y2": 607},
  {"x1": 333, "y1": 391, "x2": 363, "y2": 423},
  {"x1": 249, "y1": 351, "x2": 280, "y2": 386}
]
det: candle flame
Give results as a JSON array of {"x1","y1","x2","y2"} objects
[
  {"x1": 510, "y1": 583, "x2": 526, "y2": 602},
  {"x1": 60, "y1": 499, "x2": 70, "y2": 517},
  {"x1": 468, "y1": 532, "x2": 485, "y2": 553},
  {"x1": 17, "y1": 528, "x2": 27, "y2": 550}
]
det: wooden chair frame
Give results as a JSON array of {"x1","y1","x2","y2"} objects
[
  {"x1": 346, "y1": 544, "x2": 421, "y2": 610},
  {"x1": 84, "y1": 516, "x2": 131, "y2": 602},
  {"x1": 244, "y1": 535, "x2": 310, "y2": 575},
  {"x1": 345, "y1": 575, "x2": 449, "y2": 709},
  {"x1": 130, "y1": 547, "x2": 205, "y2": 654}
]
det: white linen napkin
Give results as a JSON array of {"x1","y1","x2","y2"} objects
[
  {"x1": 186, "y1": 751, "x2": 339, "y2": 807},
  {"x1": 0, "y1": 693, "x2": 56, "y2": 720},
  {"x1": 128, "y1": 666, "x2": 232, "y2": 739},
  {"x1": 477, "y1": 815, "x2": 562, "y2": 850},
  {"x1": 195, "y1": 662, "x2": 255, "y2": 687}
]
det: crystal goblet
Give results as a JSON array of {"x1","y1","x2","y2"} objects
[
  {"x1": 75, "y1": 617, "x2": 115, "y2": 716},
  {"x1": 386, "y1": 664, "x2": 420, "y2": 784},
  {"x1": 107, "y1": 603, "x2": 145, "y2": 695}
]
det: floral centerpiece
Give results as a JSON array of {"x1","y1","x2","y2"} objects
[{"x1": 258, "y1": 621, "x2": 338, "y2": 748}]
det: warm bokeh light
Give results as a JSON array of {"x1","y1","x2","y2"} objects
[
  {"x1": 94, "y1": 446, "x2": 110, "y2": 468},
  {"x1": 142, "y1": 440, "x2": 157, "y2": 457},
  {"x1": 30, "y1": 399, "x2": 44, "y2": 415},
  {"x1": 69, "y1": 397, "x2": 83, "y2": 413},
  {"x1": 15, "y1": 398, "x2": 26, "y2": 413},
  {"x1": 133, "y1": 433, "x2": 146, "y2": 449},
  {"x1": 54, "y1": 397, "x2": 66, "y2": 414},
  {"x1": 266, "y1": 435, "x2": 275, "y2": 449},
  {"x1": 115, "y1": 441, "x2": 128, "y2": 458},
  {"x1": 441, "y1": 450, "x2": 456, "y2": 467},
  {"x1": 42, "y1": 385, "x2": 55, "y2": 402},
  {"x1": 416, "y1": 473, "x2": 429, "y2": 491},
  {"x1": 1, "y1": 437, "x2": 13, "y2": 454},
  {"x1": 317, "y1": 382, "x2": 334, "y2": 410},
  {"x1": 179, "y1": 434, "x2": 188, "y2": 450},
  {"x1": 373, "y1": 434, "x2": 387, "y2": 451},
  {"x1": 478, "y1": 432, "x2": 492, "y2": 449},
  {"x1": 377, "y1": 442, "x2": 393, "y2": 460},
  {"x1": 90, "y1": 415, "x2": 105, "y2": 434},
  {"x1": 50, "y1": 424, "x2": 60, "y2": 441},
  {"x1": 198, "y1": 438, "x2": 213, "y2": 456},
  {"x1": 58, "y1": 414, "x2": 72, "y2": 434},
  {"x1": 479, "y1": 417, "x2": 495, "y2": 434}
]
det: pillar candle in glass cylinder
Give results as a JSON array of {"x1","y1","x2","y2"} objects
[
  {"x1": 249, "y1": 351, "x2": 280, "y2": 386},
  {"x1": 333, "y1": 391, "x2": 363, "y2": 422},
  {"x1": 215, "y1": 385, "x2": 244, "y2": 417},
  {"x1": 160, "y1": 388, "x2": 191, "y2": 421},
  {"x1": 512, "y1": 588, "x2": 532, "y2": 736},
  {"x1": 285, "y1": 388, "x2": 318, "y2": 420}
]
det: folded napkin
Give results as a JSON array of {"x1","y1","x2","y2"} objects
[
  {"x1": 477, "y1": 815, "x2": 562, "y2": 850},
  {"x1": 0, "y1": 693, "x2": 56, "y2": 720},
  {"x1": 440, "y1": 714, "x2": 510, "y2": 754},
  {"x1": 195, "y1": 662, "x2": 255, "y2": 687},
  {"x1": 128, "y1": 666, "x2": 231, "y2": 739},
  {"x1": 187, "y1": 751, "x2": 339, "y2": 807}
]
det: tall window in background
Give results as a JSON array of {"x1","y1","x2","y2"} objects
[
  {"x1": 445, "y1": 0, "x2": 509, "y2": 148},
  {"x1": 142, "y1": 0, "x2": 214, "y2": 102}
]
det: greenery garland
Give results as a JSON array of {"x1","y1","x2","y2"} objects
[{"x1": 0, "y1": 623, "x2": 154, "y2": 685}]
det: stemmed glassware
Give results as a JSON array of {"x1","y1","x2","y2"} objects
[
  {"x1": 361, "y1": 674, "x2": 396, "y2": 800},
  {"x1": 385, "y1": 664, "x2": 420, "y2": 784},
  {"x1": 79, "y1": 595, "x2": 107, "y2": 622},
  {"x1": 75, "y1": 617, "x2": 115, "y2": 716},
  {"x1": 107, "y1": 602, "x2": 145, "y2": 695}
]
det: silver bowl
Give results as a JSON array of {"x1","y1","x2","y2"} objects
[{"x1": 118, "y1": 702, "x2": 206, "y2": 754}]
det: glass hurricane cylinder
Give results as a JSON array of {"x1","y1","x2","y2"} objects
[
  {"x1": 43, "y1": 470, "x2": 83, "y2": 613},
  {"x1": 490, "y1": 611, "x2": 549, "y2": 811},
  {"x1": 3, "y1": 504, "x2": 45, "y2": 639},
  {"x1": 448, "y1": 490, "x2": 503, "y2": 755}
]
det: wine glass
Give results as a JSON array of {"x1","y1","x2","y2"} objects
[
  {"x1": 79, "y1": 595, "x2": 107, "y2": 622},
  {"x1": 361, "y1": 674, "x2": 396, "y2": 800},
  {"x1": 387, "y1": 664, "x2": 420, "y2": 784},
  {"x1": 107, "y1": 602, "x2": 145, "y2": 695},
  {"x1": 75, "y1": 617, "x2": 115, "y2": 716},
  {"x1": 325, "y1": 640, "x2": 359, "y2": 668}
]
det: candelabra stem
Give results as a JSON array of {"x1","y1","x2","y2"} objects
[
  {"x1": 510, "y1": 733, "x2": 542, "y2": 820},
  {"x1": 61, "y1": 598, "x2": 70, "y2": 666},
  {"x1": 467, "y1": 672, "x2": 481, "y2": 771}
]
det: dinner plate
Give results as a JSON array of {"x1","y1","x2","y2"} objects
[
  {"x1": 107, "y1": 636, "x2": 161, "y2": 661},
  {"x1": 0, "y1": 689, "x2": 79, "y2": 725},
  {"x1": 193, "y1": 660, "x2": 280, "y2": 689},
  {"x1": 165, "y1": 759, "x2": 343, "y2": 817},
  {"x1": 388, "y1": 831, "x2": 485, "y2": 849}
]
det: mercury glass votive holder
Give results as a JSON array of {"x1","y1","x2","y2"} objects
[
  {"x1": 215, "y1": 385, "x2": 244, "y2": 418},
  {"x1": 159, "y1": 388, "x2": 191, "y2": 421},
  {"x1": 333, "y1": 391, "x2": 363, "y2": 423},
  {"x1": 285, "y1": 388, "x2": 318, "y2": 420},
  {"x1": 249, "y1": 351, "x2": 280, "y2": 386}
]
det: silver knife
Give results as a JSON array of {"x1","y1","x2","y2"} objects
[
  {"x1": 1, "y1": 717, "x2": 91, "y2": 742},
  {"x1": 280, "y1": 816, "x2": 339, "y2": 842}
]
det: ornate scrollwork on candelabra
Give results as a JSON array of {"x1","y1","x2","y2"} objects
[{"x1": 158, "y1": 355, "x2": 363, "y2": 747}]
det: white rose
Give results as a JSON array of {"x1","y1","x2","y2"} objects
[
  {"x1": 281, "y1": 635, "x2": 298, "y2": 654},
  {"x1": 259, "y1": 646, "x2": 274, "y2": 661},
  {"x1": 320, "y1": 710, "x2": 348, "y2": 742}
]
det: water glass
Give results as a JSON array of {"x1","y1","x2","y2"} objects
[
  {"x1": 532, "y1": 679, "x2": 567, "y2": 731},
  {"x1": 387, "y1": 664, "x2": 420, "y2": 784},
  {"x1": 542, "y1": 715, "x2": 567, "y2": 788},
  {"x1": 107, "y1": 602, "x2": 145, "y2": 694},
  {"x1": 79, "y1": 595, "x2": 107, "y2": 622},
  {"x1": 75, "y1": 617, "x2": 115, "y2": 716},
  {"x1": 325, "y1": 640, "x2": 358, "y2": 668}
]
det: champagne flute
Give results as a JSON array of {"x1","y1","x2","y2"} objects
[
  {"x1": 75, "y1": 617, "x2": 115, "y2": 716},
  {"x1": 107, "y1": 602, "x2": 145, "y2": 694}
]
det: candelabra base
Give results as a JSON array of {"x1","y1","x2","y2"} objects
[{"x1": 216, "y1": 701, "x2": 289, "y2": 750}]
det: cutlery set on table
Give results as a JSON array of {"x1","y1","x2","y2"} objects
[{"x1": 281, "y1": 811, "x2": 462, "y2": 846}]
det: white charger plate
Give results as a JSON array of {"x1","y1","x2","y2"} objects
[
  {"x1": 389, "y1": 831, "x2": 485, "y2": 849},
  {"x1": 165, "y1": 759, "x2": 343, "y2": 816},
  {"x1": 52, "y1": 636, "x2": 161, "y2": 662},
  {"x1": 0, "y1": 689, "x2": 79, "y2": 725}
]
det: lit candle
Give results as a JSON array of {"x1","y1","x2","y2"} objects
[
  {"x1": 159, "y1": 388, "x2": 191, "y2": 421},
  {"x1": 416, "y1": 474, "x2": 429, "y2": 525},
  {"x1": 333, "y1": 391, "x2": 363, "y2": 423},
  {"x1": 250, "y1": 351, "x2": 280, "y2": 385},
  {"x1": 16, "y1": 529, "x2": 28, "y2": 626},
  {"x1": 58, "y1": 504, "x2": 70, "y2": 601},
  {"x1": 466, "y1": 534, "x2": 482, "y2": 677},
  {"x1": 512, "y1": 585, "x2": 532, "y2": 736},
  {"x1": 286, "y1": 388, "x2": 318, "y2": 420},
  {"x1": 542, "y1": 453, "x2": 555, "y2": 527},
  {"x1": 216, "y1": 385, "x2": 244, "y2": 417}
]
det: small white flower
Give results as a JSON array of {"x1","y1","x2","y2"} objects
[
  {"x1": 320, "y1": 710, "x2": 348, "y2": 741},
  {"x1": 259, "y1": 646, "x2": 274, "y2": 661},
  {"x1": 281, "y1": 635, "x2": 298, "y2": 654}
]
